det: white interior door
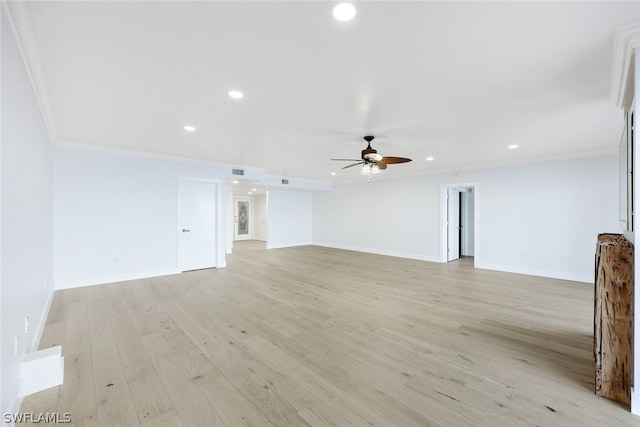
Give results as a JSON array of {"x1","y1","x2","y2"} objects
[
  {"x1": 178, "y1": 179, "x2": 217, "y2": 271},
  {"x1": 461, "y1": 190, "x2": 475, "y2": 256},
  {"x1": 447, "y1": 189, "x2": 460, "y2": 261},
  {"x1": 234, "y1": 198, "x2": 252, "y2": 241}
]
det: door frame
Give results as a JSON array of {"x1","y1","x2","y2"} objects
[
  {"x1": 446, "y1": 188, "x2": 462, "y2": 262},
  {"x1": 440, "y1": 182, "x2": 479, "y2": 265},
  {"x1": 177, "y1": 177, "x2": 227, "y2": 271}
]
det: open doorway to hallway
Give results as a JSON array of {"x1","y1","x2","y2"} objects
[
  {"x1": 441, "y1": 184, "x2": 478, "y2": 265},
  {"x1": 226, "y1": 180, "x2": 269, "y2": 254}
]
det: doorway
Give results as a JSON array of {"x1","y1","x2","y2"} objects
[
  {"x1": 234, "y1": 198, "x2": 252, "y2": 241},
  {"x1": 441, "y1": 184, "x2": 478, "y2": 264},
  {"x1": 178, "y1": 178, "x2": 219, "y2": 271}
]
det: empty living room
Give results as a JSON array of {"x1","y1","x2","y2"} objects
[{"x1": 2, "y1": 1, "x2": 640, "y2": 426}]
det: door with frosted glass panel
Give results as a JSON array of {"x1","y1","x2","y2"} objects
[{"x1": 234, "y1": 198, "x2": 252, "y2": 241}]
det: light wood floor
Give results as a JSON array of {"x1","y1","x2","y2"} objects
[{"x1": 20, "y1": 241, "x2": 639, "y2": 426}]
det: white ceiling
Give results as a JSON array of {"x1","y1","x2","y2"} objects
[{"x1": 25, "y1": 1, "x2": 639, "y2": 182}]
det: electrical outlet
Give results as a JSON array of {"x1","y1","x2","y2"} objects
[
  {"x1": 560, "y1": 255, "x2": 568, "y2": 264},
  {"x1": 25, "y1": 316, "x2": 30, "y2": 333}
]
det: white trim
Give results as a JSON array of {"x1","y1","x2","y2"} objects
[
  {"x1": 56, "y1": 140, "x2": 334, "y2": 191},
  {"x1": 57, "y1": 140, "x2": 265, "y2": 177},
  {"x1": 2, "y1": 1, "x2": 58, "y2": 142},
  {"x1": 29, "y1": 289, "x2": 54, "y2": 354},
  {"x1": 335, "y1": 150, "x2": 618, "y2": 185},
  {"x1": 5, "y1": 394, "x2": 22, "y2": 427},
  {"x1": 4, "y1": 289, "x2": 57, "y2": 425},
  {"x1": 475, "y1": 261, "x2": 592, "y2": 284},
  {"x1": 18, "y1": 346, "x2": 63, "y2": 398},
  {"x1": 54, "y1": 268, "x2": 180, "y2": 290},
  {"x1": 267, "y1": 241, "x2": 313, "y2": 250},
  {"x1": 611, "y1": 21, "x2": 640, "y2": 109},
  {"x1": 632, "y1": 387, "x2": 639, "y2": 416},
  {"x1": 312, "y1": 242, "x2": 441, "y2": 263}
]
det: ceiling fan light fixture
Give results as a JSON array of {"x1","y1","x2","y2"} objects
[
  {"x1": 360, "y1": 164, "x2": 370, "y2": 175},
  {"x1": 364, "y1": 152, "x2": 383, "y2": 162},
  {"x1": 371, "y1": 164, "x2": 381, "y2": 174},
  {"x1": 333, "y1": 3, "x2": 356, "y2": 21}
]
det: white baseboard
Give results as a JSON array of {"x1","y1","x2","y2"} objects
[
  {"x1": 474, "y1": 262, "x2": 592, "y2": 283},
  {"x1": 30, "y1": 289, "x2": 55, "y2": 353},
  {"x1": 632, "y1": 387, "x2": 639, "y2": 416},
  {"x1": 312, "y1": 242, "x2": 442, "y2": 263},
  {"x1": 5, "y1": 286, "x2": 57, "y2": 426},
  {"x1": 311, "y1": 243, "x2": 592, "y2": 283},
  {"x1": 54, "y1": 268, "x2": 181, "y2": 290},
  {"x1": 18, "y1": 346, "x2": 64, "y2": 398},
  {"x1": 266, "y1": 241, "x2": 312, "y2": 249},
  {"x1": 5, "y1": 394, "x2": 22, "y2": 427}
]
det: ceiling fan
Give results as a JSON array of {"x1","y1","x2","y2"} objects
[{"x1": 331, "y1": 136, "x2": 412, "y2": 180}]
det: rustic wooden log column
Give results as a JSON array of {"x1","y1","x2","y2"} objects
[{"x1": 594, "y1": 233, "x2": 633, "y2": 406}]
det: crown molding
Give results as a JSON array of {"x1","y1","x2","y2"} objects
[
  {"x1": 55, "y1": 139, "x2": 266, "y2": 173},
  {"x1": 3, "y1": 1, "x2": 58, "y2": 141},
  {"x1": 55, "y1": 140, "x2": 334, "y2": 190},
  {"x1": 334, "y1": 148, "x2": 619, "y2": 185},
  {"x1": 611, "y1": 21, "x2": 640, "y2": 110}
]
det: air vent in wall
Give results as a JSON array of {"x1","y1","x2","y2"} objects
[
  {"x1": 281, "y1": 179, "x2": 289, "y2": 185},
  {"x1": 232, "y1": 168, "x2": 245, "y2": 176}
]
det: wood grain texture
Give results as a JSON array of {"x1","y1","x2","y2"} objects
[
  {"x1": 594, "y1": 233, "x2": 633, "y2": 406},
  {"x1": 21, "y1": 240, "x2": 639, "y2": 426}
]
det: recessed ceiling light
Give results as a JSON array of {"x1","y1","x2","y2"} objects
[
  {"x1": 426, "y1": 156, "x2": 435, "y2": 161},
  {"x1": 252, "y1": 188, "x2": 257, "y2": 191},
  {"x1": 333, "y1": 3, "x2": 356, "y2": 21},
  {"x1": 330, "y1": 172, "x2": 337, "y2": 176},
  {"x1": 232, "y1": 180, "x2": 239, "y2": 184},
  {"x1": 228, "y1": 90, "x2": 244, "y2": 99},
  {"x1": 508, "y1": 144, "x2": 519, "y2": 149},
  {"x1": 183, "y1": 125, "x2": 196, "y2": 132},
  {"x1": 248, "y1": 191, "x2": 252, "y2": 195}
]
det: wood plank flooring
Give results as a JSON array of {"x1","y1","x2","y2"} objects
[{"x1": 19, "y1": 241, "x2": 639, "y2": 426}]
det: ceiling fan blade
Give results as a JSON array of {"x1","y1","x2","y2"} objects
[
  {"x1": 375, "y1": 161, "x2": 387, "y2": 170},
  {"x1": 342, "y1": 161, "x2": 365, "y2": 169},
  {"x1": 331, "y1": 158, "x2": 362, "y2": 161},
  {"x1": 380, "y1": 156, "x2": 412, "y2": 165}
]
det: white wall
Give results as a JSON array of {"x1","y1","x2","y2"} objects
[
  {"x1": 254, "y1": 194, "x2": 268, "y2": 241},
  {"x1": 225, "y1": 186, "x2": 233, "y2": 253},
  {"x1": 313, "y1": 156, "x2": 619, "y2": 283},
  {"x1": 1, "y1": 9, "x2": 55, "y2": 416},
  {"x1": 267, "y1": 190, "x2": 312, "y2": 249},
  {"x1": 54, "y1": 146, "x2": 228, "y2": 289}
]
